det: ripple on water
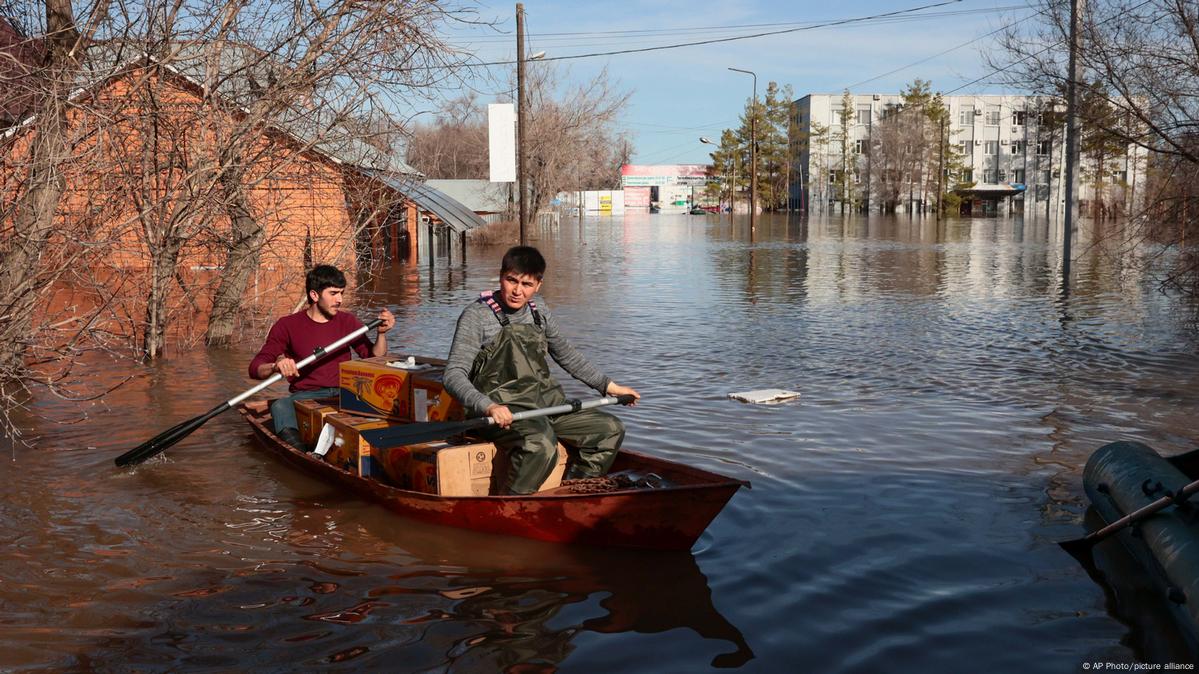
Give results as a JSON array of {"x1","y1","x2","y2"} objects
[{"x1": 3, "y1": 214, "x2": 1198, "y2": 670}]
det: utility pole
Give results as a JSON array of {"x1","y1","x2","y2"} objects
[
  {"x1": 1063, "y1": 0, "x2": 1085, "y2": 285},
  {"x1": 938, "y1": 115, "x2": 946, "y2": 220},
  {"x1": 516, "y1": 2, "x2": 528, "y2": 245}
]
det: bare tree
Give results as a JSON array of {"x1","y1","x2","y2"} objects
[
  {"x1": 404, "y1": 62, "x2": 631, "y2": 227},
  {"x1": 522, "y1": 63, "x2": 631, "y2": 218},
  {"x1": 0, "y1": 0, "x2": 119, "y2": 441},
  {"x1": 835, "y1": 90, "x2": 857, "y2": 212},
  {"x1": 991, "y1": 0, "x2": 1199, "y2": 291},
  {"x1": 405, "y1": 94, "x2": 490, "y2": 180},
  {"x1": 0, "y1": 0, "x2": 474, "y2": 440}
]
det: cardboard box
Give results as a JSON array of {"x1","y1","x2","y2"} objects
[
  {"x1": 411, "y1": 367, "x2": 465, "y2": 423},
  {"x1": 338, "y1": 356, "x2": 415, "y2": 420},
  {"x1": 321, "y1": 413, "x2": 393, "y2": 477},
  {"x1": 375, "y1": 440, "x2": 568, "y2": 496},
  {"x1": 294, "y1": 398, "x2": 338, "y2": 447},
  {"x1": 375, "y1": 440, "x2": 495, "y2": 496}
]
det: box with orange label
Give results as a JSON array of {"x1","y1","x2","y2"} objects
[
  {"x1": 375, "y1": 440, "x2": 568, "y2": 496},
  {"x1": 319, "y1": 413, "x2": 393, "y2": 477},
  {"x1": 293, "y1": 398, "x2": 338, "y2": 447},
  {"x1": 410, "y1": 367, "x2": 465, "y2": 423},
  {"x1": 374, "y1": 440, "x2": 496, "y2": 496},
  {"x1": 338, "y1": 356, "x2": 414, "y2": 420}
]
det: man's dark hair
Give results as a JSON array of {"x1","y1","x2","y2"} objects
[
  {"x1": 305, "y1": 264, "x2": 347, "y2": 302},
  {"x1": 500, "y1": 246, "x2": 546, "y2": 280}
]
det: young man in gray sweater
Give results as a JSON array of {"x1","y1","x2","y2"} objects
[{"x1": 444, "y1": 246, "x2": 640, "y2": 494}]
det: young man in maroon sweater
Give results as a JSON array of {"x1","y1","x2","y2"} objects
[{"x1": 248, "y1": 265, "x2": 395, "y2": 448}]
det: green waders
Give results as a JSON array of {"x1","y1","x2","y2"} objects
[{"x1": 471, "y1": 293, "x2": 625, "y2": 495}]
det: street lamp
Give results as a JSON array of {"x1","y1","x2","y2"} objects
[
  {"x1": 729, "y1": 67, "x2": 757, "y2": 233},
  {"x1": 700, "y1": 136, "x2": 735, "y2": 217},
  {"x1": 516, "y1": 2, "x2": 546, "y2": 245}
]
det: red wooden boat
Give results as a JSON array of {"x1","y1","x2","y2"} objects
[{"x1": 239, "y1": 401, "x2": 748, "y2": 550}]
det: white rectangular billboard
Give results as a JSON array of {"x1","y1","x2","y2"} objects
[{"x1": 488, "y1": 103, "x2": 516, "y2": 183}]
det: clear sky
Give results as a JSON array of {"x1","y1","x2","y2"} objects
[{"x1": 436, "y1": 0, "x2": 1037, "y2": 166}]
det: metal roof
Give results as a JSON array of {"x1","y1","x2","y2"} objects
[
  {"x1": 367, "y1": 171, "x2": 487, "y2": 234},
  {"x1": 424, "y1": 179, "x2": 509, "y2": 214},
  {"x1": 955, "y1": 183, "x2": 1027, "y2": 197}
]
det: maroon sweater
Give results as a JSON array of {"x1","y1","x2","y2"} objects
[{"x1": 248, "y1": 310, "x2": 374, "y2": 392}]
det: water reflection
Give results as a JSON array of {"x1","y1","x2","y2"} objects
[
  {"x1": 361, "y1": 515, "x2": 754, "y2": 670},
  {"x1": 69, "y1": 501, "x2": 751, "y2": 671},
  {"x1": 6, "y1": 213, "x2": 1199, "y2": 671}
]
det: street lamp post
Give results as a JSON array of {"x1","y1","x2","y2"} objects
[
  {"x1": 729, "y1": 67, "x2": 757, "y2": 234},
  {"x1": 700, "y1": 136, "x2": 734, "y2": 217}
]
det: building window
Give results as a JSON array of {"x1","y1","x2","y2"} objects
[
  {"x1": 985, "y1": 169, "x2": 999, "y2": 183},
  {"x1": 985, "y1": 140, "x2": 999, "y2": 155},
  {"x1": 986, "y1": 105, "x2": 1001, "y2": 125},
  {"x1": 958, "y1": 141, "x2": 969, "y2": 155},
  {"x1": 962, "y1": 169, "x2": 974, "y2": 182},
  {"x1": 1013, "y1": 169, "x2": 1025, "y2": 183},
  {"x1": 1037, "y1": 140, "x2": 1052, "y2": 155},
  {"x1": 831, "y1": 107, "x2": 844, "y2": 126},
  {"x1": 1011, "y1": 141, "x2": 1025, "y2": 155},
  {"x1": 1038, "y1": 169, "x2": 1051, "y2": 184},
  {"x1": 830, "y1": 170, "x2": 839, "y2": 185},
  {"x1": 959, "y1": 105, "x2": 974, "y2": 125},
  {"x1": 857, "y1": 107, "x2": 871, "y2": 125},
  {"x1": 1012, "y1": 110, "x2": 1027, "y2": 126},
  {"x1": 998, "y1": 169, "x2": 1007, "y2": 182},
  {"x1": 1117, "y1": 170, "x2": 1128, "y2": 183},
  {"x1": 854, "y1": 139, "x2": 867, "y2": 154}
]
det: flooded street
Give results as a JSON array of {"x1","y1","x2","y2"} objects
[{"x1": 4, "y1": 213, "x2": 1199, "y2": 671}]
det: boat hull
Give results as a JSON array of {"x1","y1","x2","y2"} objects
[
  {"x1": 1083, "y1": 440, "x2": 1199, "y2": 652},
  {"x1": 240, "y1": 404, "x2": 747, "y2": 550}
]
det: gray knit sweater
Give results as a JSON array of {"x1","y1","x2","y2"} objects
[{"x1": 443, "y1": 294, "x2": 610, "y2": 415}]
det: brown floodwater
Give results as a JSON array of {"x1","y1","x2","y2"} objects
[{"x1": 3, "y1": 213, "x2": 1199, "y2": 671}]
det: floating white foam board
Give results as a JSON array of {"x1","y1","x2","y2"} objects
[{"x1": 727, "y1": 389, "x2": 802, "y2": 404}]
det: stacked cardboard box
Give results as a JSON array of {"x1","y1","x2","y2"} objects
[
  {"x1": 320, "y1": 413, "x2": 393, "y2": 477},
  {"x1": 338, "y1": 356, "x2": 416, "y2": 420},
  {"x1": 410, "y1": 367, "x2": 465, "y2": 423},
  {"x1": 375, "y1": 440, "x2": 568, "y2": 496},
  {"x1": 331, "y1": 353, "x2": 564, "y2": 495},
  {"x1": 293, "y1": 398, "x2": 339, "y2": 447},
  {"x1": 338, "y1": 355, "x2": 465, "y2": 423}
]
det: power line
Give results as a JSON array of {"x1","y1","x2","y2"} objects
[
  {"x1": 418, "y1": 0, "x2": 967, "y2": 71},
  {"x1": 941, "y1": 0, "x2": 1156, "y2": 96},
  {"x1": 842, "y1": 6, "x2": 1043, "y2": 90},
  {"x1": 457, "y1": 6, "x2": 1027, "y2": 44}
]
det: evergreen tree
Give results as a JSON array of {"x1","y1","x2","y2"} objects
[{"x1": 708, "y1": 80, "x2": 795, "y2": 212}]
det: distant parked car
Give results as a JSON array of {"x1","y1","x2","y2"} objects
[{"x1": 689, "y1": 206, "x2": 709, "y2": 215}]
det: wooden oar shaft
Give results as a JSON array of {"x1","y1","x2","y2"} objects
[{"x1": 1076, "y1": 476, "x2": 1199, "y2": 546}]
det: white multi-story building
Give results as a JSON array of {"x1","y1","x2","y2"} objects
[{"x1": 789, "y1": 93, "x2": 1147, "y2": 217}]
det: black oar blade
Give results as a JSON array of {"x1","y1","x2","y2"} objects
[
  {"x1": 115, "y1": 417, "x2": 203, "y2": 466},
  {"x1": 1058, "y1": 536, "x2": 1098, "y2": 565},
  {"x1": 114, "y1": 403, "x2": 230, "y2": 467},
  {"x1": 361, "y1": 418, "x2": 489, "y2": 449}
]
